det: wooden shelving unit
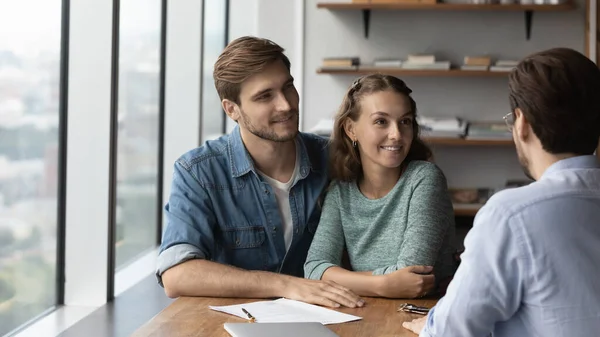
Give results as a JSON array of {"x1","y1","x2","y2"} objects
[
  {"x1": 424, "y1": 137, "x2": 513, "y2": 146},
  {"x1": 317, "y1": 68, "x2": 509, "y2": 77},
  {"x1": 316, "y1": 2, "x2": 575, "y2": 11},
  {"x1": 314, "y1": 2, "x2": 575, "y2": 218}
]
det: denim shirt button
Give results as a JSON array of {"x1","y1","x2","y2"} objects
[
  {"x1": 264, "y1": 189, "x2": 269, "y2": 195},
  {"x1": 235, "y1": 238, "x2": 240, "y2": 246},
  {"x1": 272, "y1": 227, "x2": 277, "y2": 232}
]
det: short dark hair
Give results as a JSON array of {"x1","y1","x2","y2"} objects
[
  {"x1": 213, "y1": 36, "x2": 291, "y2": 105},
  {"x1": 329, "y1": 74, "x2": 431, "y2": 182},
  {"x1": 508, "y1": 47, "x2": 600, "y2": 155}
]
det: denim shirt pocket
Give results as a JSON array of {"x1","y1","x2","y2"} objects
[{"x1": 221, "y1": 226, "x2": 268, "y2": 270}]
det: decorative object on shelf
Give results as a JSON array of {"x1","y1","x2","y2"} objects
[{"x1": 449, "y1": 187, "x2": 494, "y2": 205}]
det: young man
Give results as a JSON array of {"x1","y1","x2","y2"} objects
[
  {"x1": 403, "y1": 48, "x2": 600, "y2": 336},
  {"x1": 156, "y1": 36, "x2": 364, "y2": 308}
]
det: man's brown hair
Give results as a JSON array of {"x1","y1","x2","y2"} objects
[
  {"x1": 213, "y1": 36, "x2": 291, "y2": 105},
  {"x1": 508, "y1": 47, "x2": 600, "y2": 155},
  {"x1": 329, "y1": 74, "x2": 431, "y2": 182}
]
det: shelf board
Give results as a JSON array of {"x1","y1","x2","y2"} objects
[
  {"x1": 453, "y1": 205, "x2": 481, "y2": 217},
  {"x1": 317, "y1": 68, "x2": 510, "y2": 77},
  {"x1": 316, "y1": 2, "x2": 576, "y2": 11},
  {"x1": 424, "y1": 137, "x2": 513, "y2": 146}
]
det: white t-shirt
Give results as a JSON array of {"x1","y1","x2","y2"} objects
[{"x1": 257, "y1": 146, "x2": 300, "y2": 252}]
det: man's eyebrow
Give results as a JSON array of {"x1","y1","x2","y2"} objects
[
  {"x1": 251, "y1": 88, "x2": 272, "y2": 99},
  {"x1": 251, "y1": 77, "x2": 295, "y2": 100}
]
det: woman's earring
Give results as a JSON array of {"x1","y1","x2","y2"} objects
[{"x1": 352, "y1": 140, "x2": 357, "y2": 148}]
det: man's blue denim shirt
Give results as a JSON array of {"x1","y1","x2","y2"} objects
[{"x1": 156, "y1": 126, "x2": 329, "y2": 285}]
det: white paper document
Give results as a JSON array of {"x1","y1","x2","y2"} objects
[{"x1": 209, "y1": 298, "x2": 362, "y2": 325}]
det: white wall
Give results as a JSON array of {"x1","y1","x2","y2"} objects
[{"x1": 227, "y1": 0, "x2": 305, "y2": 132}]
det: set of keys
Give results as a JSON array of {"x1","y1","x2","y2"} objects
[{"x1": 397, "y1": 303, "x2": 430, "y2": 315}]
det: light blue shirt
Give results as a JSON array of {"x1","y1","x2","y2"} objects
[{"x1": 421, "y1": 155, "x2": 600, "y2": 337}]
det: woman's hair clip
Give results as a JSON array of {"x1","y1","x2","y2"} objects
[{"x1": 351, "y1": 78, "x2": 361, "y2": 90}]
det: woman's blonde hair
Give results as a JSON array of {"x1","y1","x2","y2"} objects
[{"x1": 329, "y1": 74, "x2": 431, "y2": 182}]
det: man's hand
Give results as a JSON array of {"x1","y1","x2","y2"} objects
[
  {"x1": 377, "y1": 266, "x2": 435, "y2": 298},
  {"x1": 402, "y1": 316, "x2": 427, "y2": 335},
  {"x1": 284, "y1": 277, "x2": 365, "y2": 308}
]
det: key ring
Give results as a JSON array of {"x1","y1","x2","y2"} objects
[{"x1": 397, "y1": 303, "x2": 430, "y2": 315}]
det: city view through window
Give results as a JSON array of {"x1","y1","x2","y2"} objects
[{"x1": 0, "y1": 0, "x2": 62, "y2": 335}]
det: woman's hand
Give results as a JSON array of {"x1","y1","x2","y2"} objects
[{"x1": 376, "y1": 265, "x2": 435, "y2": 298}]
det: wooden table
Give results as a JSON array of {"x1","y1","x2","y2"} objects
[{"x1": 131, "y1": 296, "x2": 438, "y2": 337}]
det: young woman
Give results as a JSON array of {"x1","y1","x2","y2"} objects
[{"x1": 304, "y1": 74, "x2": 456, "y2": 299}]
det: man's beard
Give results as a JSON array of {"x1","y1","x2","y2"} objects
[
  {"x1": 515, "y1": 139, "x2": 534, "y2": 181},
  {"x1": 239, "y1": 109, "x2": 299, "y2": 142}
]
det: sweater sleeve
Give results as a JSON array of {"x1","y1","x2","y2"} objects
[
  {"x1": 303, "y1": 183, "x2": 346, "y2": 280},
  {"x1": 372, "y1": 163, "x2": 454, "y2": 276}
]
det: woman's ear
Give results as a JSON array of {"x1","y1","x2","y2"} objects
[{"x1": 343, "y1": 118, "x2": 356, "y2": 142}]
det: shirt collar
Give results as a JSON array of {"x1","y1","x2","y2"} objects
[
  {"x1": 227, "y1": 125, "x2": 313, "y2": 179},
  {"x1": 540, "y1": 155, "x2": 600, "y2": 180}
]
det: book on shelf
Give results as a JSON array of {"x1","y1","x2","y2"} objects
[
  {"x1": 320, "y1": 65, "x2": 358, "y2": 71},
  {"x1": 463, "y1": 55, "x2": 492, "y2": 67},
  {"x1": 418, "y1": 115, "x2": 467, "y2": 138},
  {"x1": 489, "y1": 59, "x2": 519, "y2": 72},
  {"x1": 372, "y1": 58, "x2": 403, "y2": 67},
  {"x1": 460, "y1": 55, "x2": 491, "y2": 71},
  {"x1": 322, "y1": 57, "x2": 360, "y2": 68},
  {"x1": 402, "y1": 61, "x2": 451, "y2": 70},
  {"x1": 466, "y1": 121, "x2": 512, "y2": 140},
  {"x1": 406, "y1": 54, "x2": 436, "y2": 64},
  {"x1": 496, "y1": 60, "x2": 519, "y2": 67},
  {"x1": 489, "y1": 66, "x2": 514, "y2": 72}
]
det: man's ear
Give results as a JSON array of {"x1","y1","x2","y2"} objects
[
  {"x1": 343, "y1": 118, "x2": 356, "y2": 142},
  {"x1": 222, "y1": 99, "x2": 240, "y2": 122},
  {"x1": 514, "y1": 107, "x2": 530, "y2": 142}
]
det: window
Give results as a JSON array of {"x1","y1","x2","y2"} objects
[
  {"x1": 115, "y1": 0, "x2": 162, "y2": 269},
  {"x1": 0, "y1": 0, "x2": 63, "y2": 335},
  {"x1": 201, "y1": 0, "x2": 228, "y2": 142}
]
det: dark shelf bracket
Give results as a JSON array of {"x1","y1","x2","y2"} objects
[
  {"x1": 362, "y1": 9, "x2": 371, "y2": 38},
  {"x1": 524, "y1": 10, "x2": 533, "y2": 40},
  {"x1": 360, "y1": 8, "x2": 535, "y2": 40}
]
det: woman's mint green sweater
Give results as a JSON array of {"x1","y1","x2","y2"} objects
[{"x1": 304, "y1": 160, "x2": 456, "y2": 284}]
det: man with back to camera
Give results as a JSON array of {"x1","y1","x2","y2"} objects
[{"x1": 403, "y1": 47, "x2": 600, "y2": 336}]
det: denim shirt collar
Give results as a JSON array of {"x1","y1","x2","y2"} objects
[
  {"x1": 541, "y1": 155, "x2": 600, "y2": 180},
  {"x1": 227, "y1": 125, "x2": 313, "y2": 180}
]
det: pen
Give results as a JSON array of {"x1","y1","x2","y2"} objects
[{"x1": 241, "y1": 308, "x2": 256, "y2": 322}]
